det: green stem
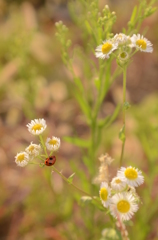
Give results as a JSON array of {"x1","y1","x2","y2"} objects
[
  {"x1": 29, "y1": 162, "x2": 40, "y2": 165},
  {"x1": 120, "y1": 67, "x2": 127, "y2": 167},
  {"x1": 39, "y1": 135, "x2": 48, "y2": 157},
  {"x1": 37, "y1": 155, "x2": 45, "y2": 161},
  {"x1": 52, "y1": 166, "x2": 101, "y2": 205}
]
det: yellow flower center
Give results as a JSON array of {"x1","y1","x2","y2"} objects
[
  {"x1": 102, "y1": 42, "x2": 112, "y2": 54},
  {"x1": 32, "y1": 124, "x2": 43, "y2": 131},
  {"x1": 115, "y1": 179, "x2": 121, "y2": 184},
  {"x1": 28, "y1": 145, "x2": 35, "y2": 152},
  {"x1": 100, "y1": 187, "x2": 108, "y2": 201},
  {"x1": 49, "y1": 139, "x2": 58, "y2": 146},
  {"x1": 125, "y1": 168, "x2": 138, "y2": 180},
  {"x1": 136, "y1": 39, "x2": 147, "y2": 50},
  {"x1": 117, "y1": 200, "x2": 130, "y2": 213},
  {"x1": 17, "y1": 154, "x2": 25, "y2": 162}
]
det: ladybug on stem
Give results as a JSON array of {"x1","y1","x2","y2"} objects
[{"x1": 45, "y1": 156, "x2": 56, "y2": 166}]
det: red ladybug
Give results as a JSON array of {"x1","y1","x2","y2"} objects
[{"x1": 45, "y1": 156, "x2": 56, "y2": 166}]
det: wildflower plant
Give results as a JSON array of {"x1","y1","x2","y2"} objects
[{"x1": 15, "y1": 0, "x2": 158, "y2": 239}]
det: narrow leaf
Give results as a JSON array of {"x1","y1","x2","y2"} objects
[
  {"x1": 130, "y1": 6, "x2": 137, "y2": 24},
  {"x1": 119, "y1": 125, "x2": 126, "y2": 142},
  {"x1": 63, "y1": 136, "x2": 90, "y2": 148},
  {"x1": 74, "y1": 77, "x2": 84, "y2": 93},
  {"x1": 99, "y1": 104, "x2": 121, "y2": 128},
  {"x1": 94, "y1": 78, "x2": 100, "y2": 91},
  {"x1": 74, "y1": 91, "x2": 91, "y2": 120},
  {"x1": 67, "y1": 172, "x2": 75, "y2": 183}
]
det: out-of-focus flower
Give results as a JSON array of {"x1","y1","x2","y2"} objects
[
  {"x1": 111, "y1": 177, "x2": 127, "y2": 192},
  {"x1": 113, "y1": 33, "x2": 132, "y2": 46},
  {"x1": 93, "y1": 154, "x2": 113, "y2": 184},
  {"x1": 117, "y1": 166, "x2": 144, "y2": 187},
  {"x1": 45, "y1": 136, "x2": 60, "y2": 151},
  {"x1": 95, "y1": 40, "x2": 118, "y2": 59},
  {"x1": 25, "y1": 142, "x2": 41, "y2": 158},
  {"x1": 15, "y1": 152, "x2": 29, "y2": 167},
  {"x1": 110, "y1": 192, "x2": 139, "y2": 221},
  {"x1": 99, "y1": 153, "x2": 114, "y2": 165},
  {"x1": 99, "y1": 182, "x2": 111, "y2": 208},
  {"x1": 27, "y1": 118, "x2": 47, "y2": 135},
  {"x1": 131, "y1": 34, "x2": 153, "y2": 52}
]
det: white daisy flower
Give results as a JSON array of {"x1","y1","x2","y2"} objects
[
  {"x1": 27, "y1": 118, "x2": 47, "y2": 135},
  {"x1": 113, "y1": 33, "x2": 132, "y2": 46},
  {"x1": 131, "y1": 34, "x2": 153, "y2": 52},
  {"x1": 25, "y1": 142, "x2": 41, "y2": 158},
  {"x1": 95, "y1": 40, "x2": 118, "y2": 59},
  {"x1": 110, "y1": 192, "x2": 139, "y2": 221},
  {"x1": 99, "y1": 182, "x2": 111, "y2": 208},
  {"x1": 117, "y1": 166, "x2": 144, "y2": 187},
  {"x1": 111, "y1": 177, "x2": 127, "y2": 192},
  {"x1": 45, "y1": 136, "x2": 60, "y2": 151},
  {"x1": 15, "y1": 151, "x2": 30, "y2": 167}
]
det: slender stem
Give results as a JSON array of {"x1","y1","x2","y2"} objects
[
  {"x1": 52, "y1": 166, "x2": 101, "y2": 205},
  {"x1": 29, "y1": 162, "x2": 40, "y2": 165},
  {"x1": 39, "y1": 135, "x2": 48, "y2": 157},
  {"x1": 120, "y1": 67, "x2": 127, "y2": 167},
  {"x1": 37, "y1": 155, "x2": 45, "y2": 161}
]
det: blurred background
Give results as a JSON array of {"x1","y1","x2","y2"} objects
[{"x1": 0, "y1": 0, "x2": 158, "y2": 239}]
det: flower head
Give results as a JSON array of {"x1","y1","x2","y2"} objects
[
  {"x1": 131, "y1": 34, "x2": 153, "y2": 52},
  {"x1": 93, "y1": 154, "x2": 113, "y2": 184},
  {"x1": 99, "y1": 153, "x2": 114, "y2": 165},
  {"x1": 27, "y1": 118, "x2": 47, "y2": 135},
  {"x1": 95, "y1": 40, "x2": 118, "y2": 59},
  {"x1": 117, "y1": 166, "x2": 144, "y2": 187},
  {"x1": 113, "y1": 33, "x2": 132, "y2": 46},
  {"x1": 25, "y1": 142, "x2": 41, "y2": 158},
  {"x1": 99, "y1": 182, "x2": 111, "y2": 208},
  {"x1": 15, "y1": 152, "x2": 29, "y2": 167},
  {"x1": 45, "y1": 136, "x2": 60, "y2": 151},
  {"x1": 110, "y1": 192, "x2": 139, "y2": 221},
  {"x1": 111, "y1": 177, "x2": 127, "y2": 192}
]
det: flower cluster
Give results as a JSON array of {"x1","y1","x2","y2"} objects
[
  {"x1": 99, "y1": 166, "x2": 144, "y2": 221},
  {"x1": 95, "y1": 33, "x2": 153, "y2": 60},
  {"x1": 15, "y1": 119, "x2": 60, "y2": 167}
]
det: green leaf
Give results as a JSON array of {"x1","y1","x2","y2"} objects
[
  {"x1": 67, "y1": 172, "x2": 75, "y2": 183},
  {"x1": 100, "y1": 228, "x2": 122, "y2": 240},
  {"x1": 80, "y1": 196, "x2": 106, "y2": 211},
  {"x1": 130, "y1": 6, "x2": 137, "y2": 24},
  {"x1": 145, "y1": 6, "x2": 157, "y2": 17},
  {"x1": 94, "y1": 78, "x2": 100, "y2": 91},
  {"x1": 63, "y1": 136, "x2": 90, "y2": 148},
  {"x1": 85, "y1": 20, "x2": 92, "y2": 34},
  {"x1": 98, "y1": 115, "x2": 111, "y2": 128},
  {"x1": 91, "y1": 197, "x2": 109, "y2": 211},
  {"x1": 99, "y1": 104, "x2": 121, "y2": 128},
  {"x1": 74, "y1": 77, "x2": 84, "y2": 93},
  {"x1": 119, "y1": 125, "x2": 126, "y2": 142},
  {"x1": 74, "y1": 91, "x2": 91, "y2": 121}
]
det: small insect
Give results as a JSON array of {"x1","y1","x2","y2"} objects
[{"x1": 45, "y1": 156, "x2": 56, "y2": 166}]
